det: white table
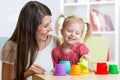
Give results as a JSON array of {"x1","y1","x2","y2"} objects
[{"x1": 33, "y1": 72, "x2": 120, "y2": 80}]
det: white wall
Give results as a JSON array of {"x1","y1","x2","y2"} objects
[
  {"x1": 119, "y1": 0, "x2": 120, "y2": 66},
  {"x1": 0, "y1": 0, "x2": 60, "y2": 37}
]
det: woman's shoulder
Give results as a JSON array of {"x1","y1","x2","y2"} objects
[
  {"x1": 2, "y1": 40, "x2": 17, "y2": 64},
  {"x1": 2, "y1": 40, "x2": 16, "y2": 50}
]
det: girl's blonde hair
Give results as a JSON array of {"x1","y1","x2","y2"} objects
[{"x1": 55, "y1": 14, "x2": 92, "y2": 42}]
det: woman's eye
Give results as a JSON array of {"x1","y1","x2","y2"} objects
[
  {"x1": 43, "y1": 24, "x2": 48, "y2": 28},
  {"x1": 44, "y1": 25, "x2": 48, "y2": 28}
]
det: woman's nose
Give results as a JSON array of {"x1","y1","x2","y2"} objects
[{"x1": 48, "y1": 24, "x2": 52, "y2": 31}]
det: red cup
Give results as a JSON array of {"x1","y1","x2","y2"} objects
[{"x1": 95, "y1": 62, "x2": 109, "y2": 74}]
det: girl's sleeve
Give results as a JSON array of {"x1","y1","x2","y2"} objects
[
  {"x1": 2, "y1": 41, "x2": 16, "y2": 65},
  {"x1": 51, "y1": 48, "x2": 60, "y2": 67},
  {"x1": 80, "y1": 44, "x2": 89, "y2": 56}
]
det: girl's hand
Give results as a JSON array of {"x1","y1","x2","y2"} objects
[{"x1": 24, "y1": 64, "x2": 45, "y2": 79}]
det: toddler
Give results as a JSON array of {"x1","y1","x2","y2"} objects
[{"x1": 52, "y1": 15, "x2": 92, "y2": 69}]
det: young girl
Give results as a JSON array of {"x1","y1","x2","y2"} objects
[{"x1": 52, "y1": 15, "x2": 92, "y2": 68}]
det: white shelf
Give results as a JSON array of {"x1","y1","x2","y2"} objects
[
  {"x1": 92, "y1": 31, "x2": 115, "y2": 35},
  {"x1": 90, "y1": 1, "x2": 115, "y2": 5},
  {"x1": 64, "y1": 2, "x2": 87, "y2": 6},
  {"x1": 60, "y1": 0, "x2": 119, "y2": 65}
]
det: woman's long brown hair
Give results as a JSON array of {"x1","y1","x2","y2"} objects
[{"x1": 9, "y1": 1, "x2": 52, "y2": 80}]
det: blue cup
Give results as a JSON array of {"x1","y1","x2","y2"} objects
[{"x1": 60, "y1": 61, "x2": 71, "y2": 73}]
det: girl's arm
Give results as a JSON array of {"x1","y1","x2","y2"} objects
[
  {"x1": 80, "y1": 54, "x2": 93, "y2": 71},
  {"x1": 80, "y1": 54, "x2": 91, "y2": 64}
]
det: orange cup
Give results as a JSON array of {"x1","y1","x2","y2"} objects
[{"x1": 69, "y1": 65, "x2": 81, "y2": 75}]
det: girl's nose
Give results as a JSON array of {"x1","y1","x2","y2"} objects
[{"x1": 71, "y1": 32, "x2": 76, "y2": 36}]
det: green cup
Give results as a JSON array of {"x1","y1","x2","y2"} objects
[
  {"x1": 78, "y1": 58, "x2": 88, "y2": 69},
  {"x1": 109, "y1": 64, "x2": 119, "y2": 74}
]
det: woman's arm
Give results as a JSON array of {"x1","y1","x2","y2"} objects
[
  {"x1": 24, "y1": 64, "x2": 45, "y2": 80},
  {"x1": 2, "y1": 62, "x2": 15, "y2": 80}
]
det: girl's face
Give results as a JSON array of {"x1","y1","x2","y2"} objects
[
  {"x1": 61, "y1": 22, "x2": 83, "y2": 45},
  {"x1": 36, "y1": 15, "x2": 52, "y2": 40}
]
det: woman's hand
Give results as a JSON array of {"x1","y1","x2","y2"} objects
[{"x1": 24, "y1": 64, "x2": 45, "y2": 80}]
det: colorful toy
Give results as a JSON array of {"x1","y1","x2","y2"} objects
[
  {"x1": 54, "y1": 64, "x2": 67, "y2": 76},
  {"x1": 78, "y1": 58, "x2": 89, "y2": 69},
  {"x1": 77, "y1": 58, "x2": 90, "y2": 74},
  {"x1": 109, "y1": 64, "x2": 119, "y2": 74},
  {"x1": 95, "y1": 62, "x2": 109, "y2": 74},
  {"x1": 69, "y1": 65, "x2": 82, "y2": 75},
  {"x1": 60, "y1": 61, "x2": 71, "y2": 73}
]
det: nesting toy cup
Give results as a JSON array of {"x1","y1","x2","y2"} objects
[
  {"x1": 95, "y1": 62, "x2": 109, "y2": 74},
  {"x1": 82, "y1": 68, "x2": 90, "y2": 74},
  {"x1": 78, "y1": 58, "x2": 89, "y2": 69},
  {"x1": 69, "y1": 65, "x2": 81, "y2": 75},
  {"x1": 60, "y1": 61, "x2": 71, "y2": 73},
  {"x1": 109, "y1": 64, "x2": 119, "y2": 74},
  {"x1": 54, "y1": 64, "x2": 67, "y2": 76}
]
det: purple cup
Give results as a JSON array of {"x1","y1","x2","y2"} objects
[
  {"x1": 60, "y1": 61, "x2": 71, "y2": 74},
  {"x1": 54, "y1": 64, "x2": 67, "y2": 76}
]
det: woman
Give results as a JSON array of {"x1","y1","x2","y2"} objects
[{"x1": 2, "y1": 1, "x2": 59, "y2": 80}]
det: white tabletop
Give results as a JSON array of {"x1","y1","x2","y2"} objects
[{"x1": 33, "y1": 72, "x2": 120, "y2": 80}]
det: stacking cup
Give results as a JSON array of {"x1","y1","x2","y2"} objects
[
  {"x1": 69, "y1": 65, "x2": 81, "y2": 75},
  {"x1": 78, "y1": 58, "x2": 89, "y2": 69},
  {"x1": 95, "y1": 62, "x2": 109, "y2": 74},
  {"x1": 54, "y1": 64, "x2": 67, "y2": 76},
  {"x1": 109, "y1": 64, "x2": 119, "y2": 74},
  {"x1": 60, "y1": 61, "x2": 71, "y2": 73}
]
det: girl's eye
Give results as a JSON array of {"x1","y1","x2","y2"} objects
[
  {"x1": 76, "y1": 31, "x2": 81, "y2": 35},
  {"x1": 76, "y1": 32, "x2": 79, "y2": 35},
  {"x1": 67, "y1": 30, "x2": 72, "y2": 33}
]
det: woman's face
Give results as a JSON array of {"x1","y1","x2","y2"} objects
[{"x1": 36, "y1": 15, "x2": 52, "y2": 40}]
